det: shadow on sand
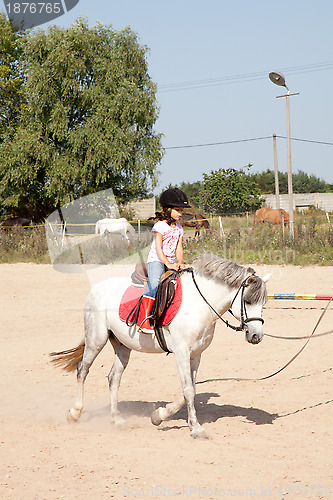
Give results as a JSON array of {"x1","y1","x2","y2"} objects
[
  {"x1": 80, "y1": 392, "x2": 333, "y2": 430},
  {"x1": 117, "y1": 392, "x2": 278, "y2": 427}
]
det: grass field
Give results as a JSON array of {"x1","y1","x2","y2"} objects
[
  {"x1": 183, "y1": 209, "x2": 333, "y2": 266},
  {"x1": 0, "y1": 209, "x2": 332, "y2": 265}
]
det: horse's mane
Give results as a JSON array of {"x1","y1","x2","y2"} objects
[{"x1": 192, "y1": 254, "x2": 267, "y2": 304}]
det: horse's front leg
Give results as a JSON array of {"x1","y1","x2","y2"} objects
[
  {"x1": 151, "y1": 355, "x2": 201, "y2": 425},
  {"x1": 177, "y1": 351, "x2": 207, "y2": 439},
  {"x1": 152, "y1": 353, "x2": 206, "y2": 439}
]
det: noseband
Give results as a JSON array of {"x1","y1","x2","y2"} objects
[
  {"x1": 228, "y1": 274, "x2": 265, "y2": 331},
  {"x1": 182, "y1": 268, "x2": 264, "y2": 332}
]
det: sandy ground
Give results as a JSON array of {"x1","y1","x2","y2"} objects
[{"x1": 0, "y1": 262, "x2": 332, "y2": 500}]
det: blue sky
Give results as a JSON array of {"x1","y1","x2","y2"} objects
[{"x1": 41, "y1": 1, "x2": 333, "y2": 190}]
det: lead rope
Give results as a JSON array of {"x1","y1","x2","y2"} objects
[
  {"x1": 264, "y1": 329, "x2": 333, "y2": 340},
  {"x1": 197, "y1": 295, "x2": 333, "y2": 384}
]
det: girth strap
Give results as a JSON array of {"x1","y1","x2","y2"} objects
[{"x1": 154, "y1": 325, "x2": 172, "y2": 354}]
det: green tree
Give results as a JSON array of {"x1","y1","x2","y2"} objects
[
  {"x1": 0, "y1": 13, "x2": 27, "y2": 141},
  {"x1": 200, "y1": 165, "x2": 262, "y2": 214},
  {"x1": 178, "y1": 180, "x2": 203, "y2": 209},
  {"x1": 250, "y1": 169, "x2": 278, "y2": 194},
  {"x1": 250, "y1": 168, "x2": 331, "y2": 194},
  {"x1": 156, "y1": 181, "x2": 204, "y2": 212},
  {"x1": 292, "y1": 170, "x2": 328, "y2": 193},
  {"x1": 0, "y1": 18, "x2": 163, "y2": 220}
]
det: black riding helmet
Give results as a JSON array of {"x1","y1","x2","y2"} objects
[{"x1": 159, "y1": 188, "x2": 191, "y2": 208}]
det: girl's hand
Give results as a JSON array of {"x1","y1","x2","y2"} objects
[
  {"x1": 168, "y1": 263, "x2": 181, "y2": 271},
  {"x1": 168, "y1": 263, "x2": 187, "y2": 271}
]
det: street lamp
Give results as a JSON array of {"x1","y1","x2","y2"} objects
[{"x1": 269, "y1": 71, "x2": 299, "y2": 237}]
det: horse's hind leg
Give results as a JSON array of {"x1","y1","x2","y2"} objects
[
  {"x1": 68, "y1": 312, "x2": 109, "y2": 422},
  {"x1": 108, "y1": 334, "x2": 131, "y2": 426},
  {"x1": 67, "y1": 342, "x2": 107, "y2": 422}
]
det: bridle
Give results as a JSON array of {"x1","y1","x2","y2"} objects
[
  {"x1": 182, "y1": 268, "x2": 264, "y2": 332},
  {"x1": 228, "y1": 274, "x2": 265, "y2": 332}
]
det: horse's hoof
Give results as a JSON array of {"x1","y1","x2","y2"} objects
[
  {"x1": 111, "y1": 415, "x2": 127, "y2": 428},
  {"x1": 151, "y1": 409, "x2": 163, "y2": 426},
  {"x1": 191, "y1": 427, "x2": 208, "y2": 440},
  {"x1": 67, "y1": 409, "x2": 80, "y2": 423}
]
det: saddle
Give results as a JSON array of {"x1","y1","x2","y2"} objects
[
  {"x1": 119, "y1": 266, "x2": 182, "y2": 328},
  {"x1": 130, "y1": 262, "x2": 148, "y2": 286}
]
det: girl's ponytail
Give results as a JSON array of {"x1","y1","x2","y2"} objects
[{"x1": 154, "y1": 207, "x2": 174, "y2": 225}]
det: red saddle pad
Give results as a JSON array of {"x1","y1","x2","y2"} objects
[{"x1": 119, "y1": 278, "x2": 182, "y2": 326}]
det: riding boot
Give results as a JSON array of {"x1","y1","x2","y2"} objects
[{"x1": 137, "y1": 295, "x2": 155, "y2": 334}]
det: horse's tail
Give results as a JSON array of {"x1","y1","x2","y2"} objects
[{"x1": 49, "y1": 340, "x2": 85, "y2": 373}]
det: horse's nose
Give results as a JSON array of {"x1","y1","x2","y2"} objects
[{"x1": 250, "y1": 334, "x2": 261, "y2": 344}]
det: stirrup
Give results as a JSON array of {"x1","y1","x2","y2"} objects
[{"x1": 138, "y1": 315, "x2": 154, "y2": 333}]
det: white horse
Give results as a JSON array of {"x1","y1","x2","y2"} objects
[
  {"x1": 95, "y1": 218, "x2": 135, "y2": 244},
  {"x1": 50, "y1": 255, "x2": 270, "y2": 439}
]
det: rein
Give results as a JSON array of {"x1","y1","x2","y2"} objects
[
  {"x1": 181, "y1": 267, "x2": 264, "y2": 332},
  {"x1": 180, "y1": 267, "x2": 332, "y2": 382},
  {"x1": 264, "y1": 329, "x2": 333, "y2": 340},
  {"x1": 197, "y1": 294, "x2": 333, "y2": 384}
]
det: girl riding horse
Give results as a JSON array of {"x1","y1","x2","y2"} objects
[{"x1": 138, "y1": 188, "x2": 190, "y2": 333}]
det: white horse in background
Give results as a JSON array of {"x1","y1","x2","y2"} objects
[
  {"x1": 50, "y1": 255, "x2": 270, "y2": 439},
  {"x1": 95, "y1": 217, "x2": 135, "y2": 244}
]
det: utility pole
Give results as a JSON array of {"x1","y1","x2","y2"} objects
[
  {"x1": 269, "y1": 72, "x2": 299, "y2": 237},
  {"x1": 273, "y1": 134, "x2": 280, "y2": 209}
]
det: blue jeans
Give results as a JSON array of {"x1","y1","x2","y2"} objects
[{"x1": 144, "y1": 261, "x2": 167, "y2": 298}]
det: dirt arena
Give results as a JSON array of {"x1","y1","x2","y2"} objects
[{"x1": 1, "y1": 262, "x2": 332, "y2": 499}]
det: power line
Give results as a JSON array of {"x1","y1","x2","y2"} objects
[
  {"x1": 165, "y1": 136, "x2": 272, "y2": 150},
  {"x1": 276, "y1": 135, "x2": 333, "y2": 146},
  {"x1": 158, "y1": 61, "x2": 333, "y2": 93},
  {"x1": 0, "y1": 135, "x2": 332, "y2": 153},
  {"x1": 165, "y1": 135, "x2": 333, "y2": 150}
]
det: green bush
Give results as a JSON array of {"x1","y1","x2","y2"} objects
[{"x1": 183, "y1": 212, "x2": 333, "y2": 266}]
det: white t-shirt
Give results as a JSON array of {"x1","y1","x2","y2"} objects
[{"x1": 147, "y1": 220, "x2": 184, "y2": 264}]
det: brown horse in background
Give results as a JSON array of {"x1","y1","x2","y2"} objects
[
  {"x1": 253, "y1": 208, "x2": 289, "y2": 228},
  {"x1": 180, "y1": 213, "x2": 210, "y2": 237},
  {"x1": 0, "y1": 217, "x2": 34, "y2": 228}
]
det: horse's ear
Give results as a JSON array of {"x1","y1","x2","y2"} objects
[{"x1": 262, "y1": 273, "x2": 272, "y2": 283}]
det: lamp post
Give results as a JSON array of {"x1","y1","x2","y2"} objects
[
  {"x1": 269, "y1": 72, "x2": 299, "y2": 237},
  {"x1": 273, "y1": 134, "x2": 280, "y2": 209}
]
